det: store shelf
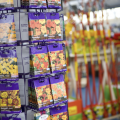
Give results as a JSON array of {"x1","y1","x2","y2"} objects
[{"x1": 69, "y1": 49, "x2": 117, "y2": 63}]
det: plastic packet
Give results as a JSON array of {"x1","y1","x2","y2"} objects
[
  {"x1": 33, "y1": 77, "x2": 53, "y2": 110},
  {"x1": 29, "y1": 12, "x2": 47, "y2": 42},
  {"x1": 0, "y1": 14, "x2": 17, "y2": 44},
  {"x1": 50, "y1": 74, "x2": 67, "y2": 104},
  {"x1": 0, "y1": 83, "x2": 21, "y2": 114},
  {"x1": 50, "y1": 105, "x2": 68, "y2": 120},
  {"x1": 46, "y1": 13, "x2": 62, "y2": 41},
  {"x1": 34, "y1": 108, "x2": 50, "y2": 120},
  {"x1": 48, "y1": 43, "x2": 66, "y2": 73},
  {"x1": 30, "y1": 45, "x2": 50, "y2": 77},
  {"x1": 47, "y1": 0, "x2": 61, "y2": 9},
  {"x1": 0, "y1": 49, "x2": 18, "y2": 80},
  {"x1": 29, "y1": 0, "x2": 47, "y2": 8}
]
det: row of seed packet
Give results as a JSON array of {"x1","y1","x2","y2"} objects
[
  {"x1": 21, "y1": 0, "x2": 61, "y2": 9},
  {"x1": 34, "y1": 105, "x2": 68, "y2": 120},
  {"x1": 30, "y1": 43, "x2": 66, "y2": 77},
  {"x1": 29, "y1": 12, "x2": 62, "y2": 42},
  {"x1": 0, "y1": 83, "x2": 21, "y2": 114},
  {"x1": 0, "y1": 14, "x2": 17, "y2": 45},
  {"x1": 0, "y1": 49, "x2": 19, "y2": 80},
  {"x1": 28, "y1": 74, "x2": 67, "y2": 110}
]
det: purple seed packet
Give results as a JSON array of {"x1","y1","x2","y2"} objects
[
  {"x1": 28, "y1": 12, "x2": 47, "y2": 42},
  {"x1": 13, "y1": 118, "x2": 21, "y2": 120},
  {"x1": 33, "y1": 77, "x2": 53, "y2": 110},
  {"x1": 0, "y1": 14, "x2": 17, "y2": 44},
  {"x1": 0, "y1": 83, "x2": 21, "y2": 114},
  {"x1": 30, "y1": 45, "x2": 50, "y2": 77},
  {"x1": 50, "y1": 74, "x2": 67, "y2": 104},
  {"x1": 0, "y1": 0, "x2": 14, "y2": 10},
  {"x1": 0, "y1": 49, "x2": 18, "y2": 80},
  {"x1": 47, "y1": 43, "x2": 67, "y2": 73},
  {"x1": 46, "y1": 13, "x2": 62, "y2": 41},
  {"x1": 2, "y1": 117, "x2": 9, "y2": 120},
  {"x1": 29, "y1": 0, "x2": 47, "y2": 8},
  {"x1": 50, "y1": 105, "x2": 68, "y2": 120},
  {"x1": 47, "y1": 0, "x2": 61, "y2": 9}
]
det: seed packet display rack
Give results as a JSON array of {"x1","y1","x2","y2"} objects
[{"x1": 0, "y1": 0, "x2": 69, "y2": 120}]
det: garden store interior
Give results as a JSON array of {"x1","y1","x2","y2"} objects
[{"x1": 0, "y1": 0, "x2": 120, "y2": 120}]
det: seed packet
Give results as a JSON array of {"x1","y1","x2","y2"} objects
[
  {"x1": 30, "y1": 45, "x2": 50, "y2": 77},
  {"x1": 93, "y1": 105, "x2": 104, "y2": 119},
  {"x1": 47, "y1": 0, "x2": 61, "y2": 9},
  {"x1": 48, "y1": 43, "x2": 66, "y2": 73},
  {"x1": 50, "y1": 105, "x2": 68, "y2": 120},
  {"x1": 33, "y1": 77, "x2": 53, "y2": 110},
  {"x1": 46, "y1": 13, "x2": 62, "y2": 41},
  {"x1": 0, "y1": 0, "x2": 14, "y2": 10},
  {"x1": 0, "y1": 49, "x2": 18, "y2": 80},
  {"x1": 84, "y1": 107, "x2": 93, "y2": 120},
  {"x1": 34, "y1": 108, "x2": 50, "y2": 120},
  {"x1": 29, "y1": 0, "x2": 47, "y2": 8},
  {"x1": 29, "y1": 12, "x2": 47, "y2": 42},
  {"x1": 0, "y1": 83, "x2": 21, "y2": 113},
  {"x1": 0, "y1": 14, "x2": 17, "y2": 44},
  {"x1": 50, "y1": 74, "x2": 67, "y2": 104}
]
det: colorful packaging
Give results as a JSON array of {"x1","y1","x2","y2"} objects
[
  {"x1": 0, "y1": 49, "x2": 18, "y2": 80},
  {"x1": 50, "y1": 105, "x2": 68, "y2": 120},
  {"x1": 47, "y1": 0, "x2": 61, "y2": 9},
  {"x1": 30, "y1": 45, "x2": 50, "y2": 77},
  {"x1": 29, "y1": 12, "x2": 47, "y2": 42},
  {"x1": 46, "y1": 13, "x2": 62, "y2": 41},
  {"x1": 50, "y1": 74, "x2": 67, "y2": 104},
  {"x1": 0, "y1": 14, "x2": 17, "y2": 44},
  {"x1": 34, "y1": 108, "x2": 50, "y2": 120},
  {"x1": 0, "y1": 0, "x2": 14, "y2": 9},
  {"x1": 29, "y1": 0, "x2": 47, "y2": 8},
  {"x1": 84, "y1": 107, "x2": 93, "y2": 120},
  {"x1": 33, "y1": 77, "x2": 53, "y2": 110},
  {"x1": 0, "y1": 83, "x2": 21, "y2": 113},
  {"x1": 48, "y1": 43, "x2": 66, "y2": 73}
]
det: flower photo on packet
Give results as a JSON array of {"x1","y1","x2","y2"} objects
[
  {"x1": 50, "y1": 74, "x2": 67, "y2": 104},
  {"x1": 0, "y1": 14, "x2": 17, "y2": 44},
  {"x1": 47, "y1": 0, "x2": 61, "y2": 9},
  {"x1": 29, "y1": 12, "x2": 47, "y2": 42},
  {"x1": 30, "y1": 45, "x2": 50, "y2": 77},
  {"x1": 29, "y1": 0, "x2": 47, "y2": 8},
  {"x1": 34, "y1": 108, "x2": 50, "y2": 120},
  {"x1": 0, "y1": 83, "x2": 21, "y2": 113},
  {"x1": 50, "y1": 105, "x2": 68, "y2": 120},
  {"x1": 33, "y1": 78, "x2": 53, "y2": 110},
  {"x1": 0, "y1": 49, "x2": 18, "y2": 80},
  {"x1": 0, "y1": 0, "x2": 14, "y2": 9},
  {"x1": 48, "y1": 43, "x2": 66, "y2": 73},
  {"x1": 46, "y1": 13, "x2": 62, "y2": 41}
]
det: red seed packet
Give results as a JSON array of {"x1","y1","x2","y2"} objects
[
  {"x1": 50, "y1": 74, "x2": 67, "y2": 104},
  {"x1": 30, "y1": 45, "x2": 50, "y2": 77},
  {"x1": 28, "y1": 12, "x2": 47, "y2": 42},
  {"x1": 33, "y1": 78, "x2": 53, "y2": 110},
  {"x1": 46, "y1": 13, "x2": 62, "y2": 41},
  {"x1": 48, "y1": 43, "x2": 66, "y2": 73}
]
